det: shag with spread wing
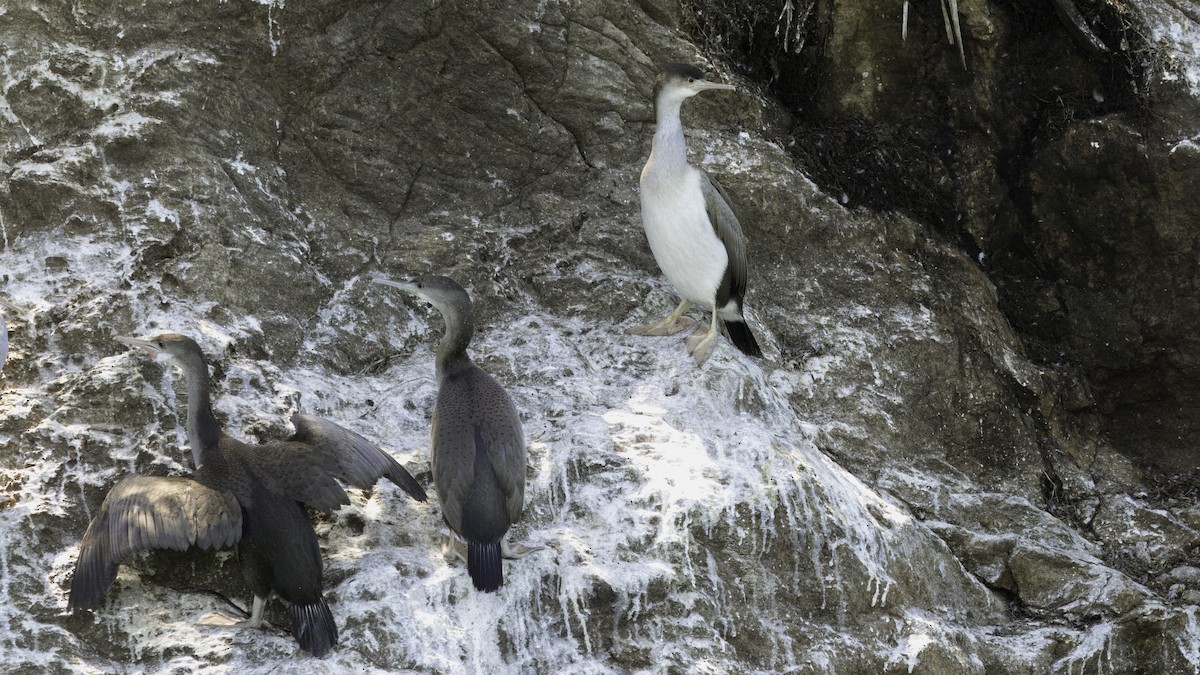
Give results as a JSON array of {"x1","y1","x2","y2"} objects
[{"x1": 68, "y1": 333, "x2": 426, "y2": 657}]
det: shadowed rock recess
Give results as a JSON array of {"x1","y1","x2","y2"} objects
[{"x1": 1, "y1": 0, "x2": 1199, "y2": 672}]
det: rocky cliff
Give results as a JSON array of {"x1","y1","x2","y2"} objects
[{"x1": 2, "y1": 0, "x2": 1199, "y2": 672}]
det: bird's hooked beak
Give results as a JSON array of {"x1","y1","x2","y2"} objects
[
  {"x1": 373, "y1": 276, "x2": 426, "y2": 303},
  {"x1": 373, "y1": 276, "x2": 417, "y2": 293},
  {"x1": 693, "y1": 80, "x2": 736, "y2": 92},
  {"x1": 115, "y1": 335, "x2": 161, "y2": 359}
]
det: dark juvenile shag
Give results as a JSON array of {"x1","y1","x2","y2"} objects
[
  {"x1": 632, "y1": 63, "x2": 763, "y2": 365},
  {"x1": 68, "y1": 333, "x2": 427, "y2": 657},
  {"x1": 375, "y1": 275, "x2": 526, "y2": 592},
  {"x1": 1, "y1": 297, "x2": 23, "y2": 371}
]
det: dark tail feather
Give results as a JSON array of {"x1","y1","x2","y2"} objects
[
  {"x1": 291, "y1": 597, "x2": 338, "y2": 657},
  {"x1": 467, "y1": 541, "x2": 503, "y2": 592},
  {"x1": 725, "y1": 319, "x2": 762, "y2": 358}
]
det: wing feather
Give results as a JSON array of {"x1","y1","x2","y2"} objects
[
  {"x1": 431, "y1": 381, "x2": 477, "y2": 532},
  {"x1": 483, "y1": 388, "x2": 526, "y2": 524},
  {"x1": 432, "y1": 367, "x2": 525, "y2": 532},
  {"x1": 68, "y1": 475, "x2": 241, "y2": 611},
  {"x1": 290, "y1": 414, "x2": 427, "y2": 502},
  {"x1": 700, "y1": 172, "x2": 749, "y2": 305},
  {"x1": 237, "y1": 440, "x2": 351, "y2": 513},
  {"x1": 238, "y1": 413, "x2": 429, "y2": 513}
]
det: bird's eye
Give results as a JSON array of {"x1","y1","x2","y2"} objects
[{"x1": 688, "y1": 77, "x2": 695, "y2": 83}]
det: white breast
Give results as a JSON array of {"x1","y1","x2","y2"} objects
[{"x1": 639, "y1": 165, "x2": 727, "y2": 310}]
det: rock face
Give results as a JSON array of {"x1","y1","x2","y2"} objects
[
  {"x1": 710, "y1": 0, "x2": 1200, "y2": 477},
  {"x1": 1, "y1": 0, "x2": 1199, "y2": 672}
]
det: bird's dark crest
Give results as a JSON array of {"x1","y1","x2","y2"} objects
[{"x1": 663, "y1": 63, "x2": 707, "y2": 83}]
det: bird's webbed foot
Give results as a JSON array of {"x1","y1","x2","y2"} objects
[
  {"x1": 442, "y1": 534, "x2": 469, "y2": 563},
  {"x1": 628, "y1": 299, "x2": 695, "y2": 336},
  {"x1": 628, "y1": 315, "x2": 696, "y2": 336},
  {"x1": 442, "y1": 534, "x2": 543, "y2": 561},
  {"x1": 198, "y1": 611, "x2": 263, "y2": 628},
  {"x1": 501, "y1": 540, "x2": 543, "y2": 559},
  {"x1": 198, "y1": 596, "x2": 272, "y2": 630},
  {"x1": 685, "y1": 323, "x2": 718, "y2": 365}
]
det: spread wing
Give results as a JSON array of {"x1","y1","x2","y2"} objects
[
  {"x1": 237, "y1": 439, "x2": 352, "y2": 513},
  {"x1": 238, "y1": 414, "x2": 429, "y2": 513},
  {"x1": 700, "y1": 172, "x2": 749, "y2": 306},
  {"x1": 68, "y1": 475, "x2": 242, "y2": 612},
  {"x1": 289, "y1": 414, "x2": 427, "y2": 502}
]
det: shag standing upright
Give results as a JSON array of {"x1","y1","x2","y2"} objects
[
  {"x1": 375, "y1": 275, "x2": 526, "y2": 592},
  {"x1": 632, "y1": 63, "x2": 763, "y2": 365},
  {"x1": 68, "y1": 333, "x2": 428, "y2": 657}
]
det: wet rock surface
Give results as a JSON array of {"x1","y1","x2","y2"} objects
[{"x1": 1, "y1": 0, "x2": 1199, "y2": 672}]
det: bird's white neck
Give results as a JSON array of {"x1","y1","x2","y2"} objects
[{"x1": 647, "y1": 97, "x2": 690, "y2": 177}]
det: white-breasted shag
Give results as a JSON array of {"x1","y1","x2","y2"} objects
[{"x1": 632, "y1": 63, "x2": 763, "y2": 365}]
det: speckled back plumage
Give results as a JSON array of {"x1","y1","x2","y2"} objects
[
  {"x1": 431, "y1": 362, "x2": 526, "y2": 538},
  {"x1": 376, "y1": 275, "x2": 527, "y2": 592}
]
